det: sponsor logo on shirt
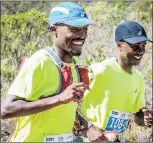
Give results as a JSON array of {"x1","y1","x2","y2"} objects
[
  {"x1": 46, "y1": 137, "x2": 54, "y2": 141},
  {"x1": 112, "y1": 111, "x2": 118, "y2": 115},
  {"x1": 58, "y1": 136, "x2": 63, "y2": 142}
]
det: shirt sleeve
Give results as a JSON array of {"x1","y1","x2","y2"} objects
[
  {"x1": 7, "y1": 50, "x2": 56, "y2": 100},
  {"x1": 132, "y1": 76, "x2": 145, "y2": 113}
]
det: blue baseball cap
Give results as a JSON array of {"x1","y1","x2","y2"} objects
[
  {"x1": 49, "y1": 2, "x2": 95, "y2": 27},
  {"x1": 115, "y1": 21, "x2": 153, "y2": 44}
]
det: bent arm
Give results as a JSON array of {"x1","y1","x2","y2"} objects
[
  {"x1": 1, "y1": 82, "x2": 87, "y2": 119},
  {"x1": 1, "y1": 94, "x2": 62, "y2": 119},
  {"x1": 134, "y1": 109, "x2": 145, "y2": 126},
  {"x1": 134, "y1": 109, "x2": 153, "y2": 126},
  {"x1": 1, "y1": 51, "x2": 64, "y2": 119}
]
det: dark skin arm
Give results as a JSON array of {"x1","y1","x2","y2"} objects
[
  {"x1": 134, "y1": 109, "x2": 145, "y2": 126},
  {"x1": 1, "y1": 94, "x2": 62, "y2": 119},
  {"x1": 1, "y1": 82, "x2": 88, "y2": 119},
  {"x1": 134, "y1": 108, "x2": 153, "y2": 126}
]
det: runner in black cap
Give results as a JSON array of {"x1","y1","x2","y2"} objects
[{"x1": 80, "y1": 21, "x2": 153, "y2": 142}]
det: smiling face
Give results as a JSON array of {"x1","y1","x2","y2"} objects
[
  {"x1": 53, "y1": 24, "x2": 88, "y2": 56},
  {"x1": 118, "y1": 41, "x2": 146, "y2": 66}
]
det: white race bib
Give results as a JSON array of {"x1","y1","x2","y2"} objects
[
  {"x1": 105, "y1": 110, "x2": 131, "y2": 135},
  {"x1": 44, "y1": 133, "x2": 73, "y2": 142}
]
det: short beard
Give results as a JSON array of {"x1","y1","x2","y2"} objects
[
  {"x1": 71, "y1": 50, "x2": 81, "y2": 56},
  {"x1": 127, "y1": 54, "x2": 140, "y2": 66}
]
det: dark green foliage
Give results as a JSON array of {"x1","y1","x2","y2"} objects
[{"x1": 1, "y1": 8, "x2": 52, "y2": 95}]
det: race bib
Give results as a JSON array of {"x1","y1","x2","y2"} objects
[
  {"x1": 44, "y1": 133, "x2": 73, "y2": 142},
  {"x1": 105, "y1": 110, "x2": 131, "y2": 135}
]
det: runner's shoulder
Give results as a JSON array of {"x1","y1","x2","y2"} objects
[
  {"x1": 28, "y1": 48, "x2": 56, "y2": 66},
  {"x1": 133, "y1": 68, "x2": 144, "y2": 81},
  {"x1": 89, "y1": 58, "x2": 114, "y2": 76}
]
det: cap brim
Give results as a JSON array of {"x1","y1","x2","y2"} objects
[
  {"x1": 124, "y1": 36, "x2": 153, "y2": 44},
  {"x1": 61, "y1": 18, "x2": 95, "y2": 27}
]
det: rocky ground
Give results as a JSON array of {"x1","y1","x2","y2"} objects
[{"x1": 1, "y1": 119, "x2": 16, "y2": 142}]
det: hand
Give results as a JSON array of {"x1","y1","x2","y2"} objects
[
  {"x1": 58, "y1": 82, "x2": 89, "y2": 104},
  {"x1": 87, "y1": 125, "x2": 108, "y2": 142},
  {"x1": 73, "y1": 120, "x2": 88, "y2": 136},
  {"x1": 141, "y1": 108, "x2": 153, "y2": 126}
]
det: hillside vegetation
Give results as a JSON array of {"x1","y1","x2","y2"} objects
[{"x1": 1, "y1": 1, "x2": 152, "y2": 142}]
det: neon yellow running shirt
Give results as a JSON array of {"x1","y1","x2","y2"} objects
[
  {"x1": 7, "y1": 49, "x2": 79, "y2": 142},
  {"x1": 81, "y1": 57, "x2": 145, "y2": 135}
]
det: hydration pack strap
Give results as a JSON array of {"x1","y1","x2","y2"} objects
[
  {"x1": 43, "y1": 47, "x2": 63, "y2": 94},
  {"x1": 43, "y1": 47, "x2": 80, "y2": 94},
  {"x1": 44, "y1": 47, "x2": 64, "y2": 68}
]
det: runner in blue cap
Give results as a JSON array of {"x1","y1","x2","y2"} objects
[
  {"x1": 1, "y1": 2, "x2": 95, "y2": 142},
  {"x1": 49, "y1": 2, "x2": 95, "y2": 27}
]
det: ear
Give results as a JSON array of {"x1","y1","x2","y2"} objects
[
  {"x1": 50, "y1": 26, "x2": 57, "y2": 32},
  {"x1": 117, "y1": 42, "x2": 123, "y2": 51},
  {"x1": 50, "y1": 26, "x2": 57, "y2": 37}
]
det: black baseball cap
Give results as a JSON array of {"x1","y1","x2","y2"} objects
[{"x1": 115, "y1": 21, "x2": 153, "y2": 44}]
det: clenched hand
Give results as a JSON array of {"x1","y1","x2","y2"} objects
[
  {"x1": 141, "y1": 108, "x2": 153, "y2": 126},
  {"x1": 58, "y1": 82, "x2": 89, "y2": 104}
]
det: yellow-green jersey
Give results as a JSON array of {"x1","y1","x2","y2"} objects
[
  {"x1": 81, "y1": 57, "x2": 145, "y2": 135},
  {"x1": 7, "y1": 49, "x2": 79, "y2": 142}
]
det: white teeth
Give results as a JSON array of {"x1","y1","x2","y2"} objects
[
  {"x1": 72, "y1": 41, "x2": 83, "y2": 45},
  {"x1": 134, "y1": 55, "x2": 141, "y2": 60}
]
